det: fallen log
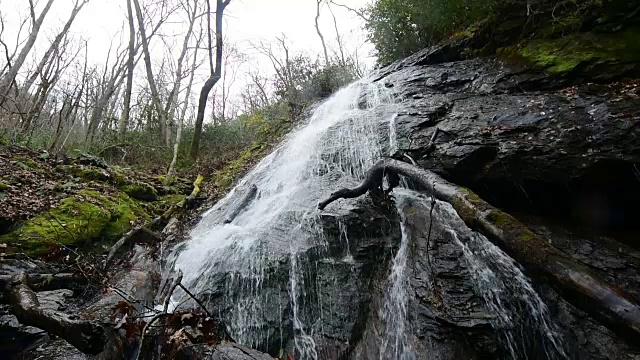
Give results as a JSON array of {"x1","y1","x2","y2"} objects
[
  {"x1": 319, "y1": 158, "x2": 640, "y2": 343},
  {"x1": 103, "y1": 175, "x2": 204, "y2": 268},
  {"x1": 6, "y1": 273, "x2": 107, "y2": 354}
]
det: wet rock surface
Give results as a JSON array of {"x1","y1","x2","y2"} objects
[
  {"x1": 375, "y1": 52, "x2": 640, "y2": 358},
  {"x1": 194, "y1": 199, "x2": 401, "y2": 358},
  {"x1": 382, "y1": 57, "x2": 640, "y2": 247}
]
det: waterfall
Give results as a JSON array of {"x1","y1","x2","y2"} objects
[
  {"x1": 167, "y1": 78, "x2": 397, "y2": 357},
  {"x1": 166, "y1": 75, "x2": 569, "y2": 359}
]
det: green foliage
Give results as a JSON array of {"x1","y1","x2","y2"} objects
[
  {"x1": 364, "y1": 0, "x2": 631, "y2": 64},
  {"x1": 366, "y1": 0, "x2": 495, "y2": 64}
]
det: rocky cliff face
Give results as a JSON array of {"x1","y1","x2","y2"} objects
[
  {"x1": 373, "y1": 51, "x2": 640, "y2": 358},
  {"x1": 186, "y1": 50, "x2": 640, "y2": 359}
]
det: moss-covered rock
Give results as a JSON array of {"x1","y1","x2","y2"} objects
[
  {"x1": 56, "y1": 165, "x2": 111, "y2": 182},
  {"x1": 79, "y1": 168, "x2": 111, "y2": 182},
  {"x1": 120, "y1": 182, "x2": 158, "y2": 201},
  {"x1": 13, "y1": 157, "x2": 40, "y2": 169},
  {"x1": 499, "y1": 28, "x2": 640, "y2": 78},
  {"x1": 0, "y1": 182, "x2": 8, "y2": 192},
  {"x1": 0, "y1": 189, "x2": 150, "y2": 255}
]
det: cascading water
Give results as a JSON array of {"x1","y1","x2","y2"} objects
[
  {"x1": 399, "y1": 190, "x2": 569, "y2": 360},
  {"x1": 166, "y1": 74, "x2": 569, "y2": 359},
  {"x1": 378, "y1": 190, "x2": 416, "y2": 360},
  {"x1": 167, "y1": 78, "x2": 397, "y2": 357}
]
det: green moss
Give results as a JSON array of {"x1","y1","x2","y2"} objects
[
  {"x1": 450, "y1": 197, "x2": 477, "y2": 225},
  {"x1": 98, "y1": 190, "x2": 151, "y2": 238},
  {"x1": 540, "y1": 14, "x2": 583, "y2": 38},
  {"x1": 0, "y1": 189, "x2": 150, "y2": 255},
  {"x1": 486, "y1": 210, "x2": 536, "y2": 242},
  {"x1": 500, "y1": 28, "x2": 640, "y2": 75},
  {"x1": 0, "y1": 182, "x2": 8, "y2": 191},
  {"x1": 146, "y1": 194, "x2": 186, "y2": 216},
  {"x1": 79, "y1": 168, "x2": 110, "y2": 182},
  {"x1": 213, "y1": 143, "x2": 267, "y2": 190},
  {"x1": 13, "y1": 157, "x2": 40, "y2": 169},
  {"x1": 56, "y1": 165, "x2": 110, "y2": 182},
  {"x1": 0, "y1": 194, "x2": 111, "y2": 254},
  {"x1": 120, "y1": 182, "x2": 158, "y2": 201}
]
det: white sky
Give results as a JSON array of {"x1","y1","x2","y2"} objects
[
  {"x1": 1, "y1": 0, "x2": 374, "y2": 77},
  {"x1": 0, "y1": 0, "x2": 374, "y2": 120}
]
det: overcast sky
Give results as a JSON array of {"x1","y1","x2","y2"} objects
[{"x1": 1, "y1": 0, "x2": 374, "y2": 71}]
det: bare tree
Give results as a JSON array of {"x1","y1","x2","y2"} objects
[
  {"x1": 86, "y1": 1, "x2": 170, "y2": 144},
  {"x1": 190, "y1": 0, "x2": 231, "y2": 161},
  {"x1": 162, "y1": 0, "x2": 199, "y2": 145},
  {"x1": 118, "y1": 0, "x2": 137, "y2": 141},
  {"x1": 52, "y1": 43, "x2": 88, "y2": 152},
  {"x1": 23, "y1": 35, "x2": 80, "y2": 133},
  {"x1": 132, "y1": 0, "x2": 171, "y2": 146},
  {"x1": 328, "y1": 0, "x2": 369, "y2": 22},
  {"x1": 22, "y1": 0, "x2": 90, "y2": 94},
  {"x1": 217, "y1": 42, "x2": 245, "y2": 123},
  {"x1": 0, "y1": 0, "x2": 56, "y2": 101},
  {"x1": 252, "y1": 36, "x2": 294, "y2": 101},
  {"x1": 327, "y1": 3, "x2": 346, "y2": 66},
  {"x1": 165, "y1": 28, "x2": 203, "y2": 185},
  {"x1": 315, "y1": 0, "x2": 330, "y2": 66}
]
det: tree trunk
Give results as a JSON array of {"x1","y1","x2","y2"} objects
[
  {"x1": 0, "y1": 0, "x2": 55, "y2": 101},
  {"x1": 118, "y1": 0, "x2": 136, "y2": 142},
  {"x1": 165, "y1": 28, "x2": 201, "y2": 186},
  {"x1": 163, "y1": 1, "x2": 199, "y2": 148},
  {"x1": 190, "y1": 0, "x2": 231, "y2": 161},
  {"x1": 132, "y1": 0, "x2": 170, "y2": 146},
  {"x1": 328, "y1": 3, "x2": 346, "y2": 66},
  {"x1": 320, "y1": 158, "x2": 640, "y2": 343},
  {"x1": 315, "y1": 0, "x2": 330, "y2": 66}
]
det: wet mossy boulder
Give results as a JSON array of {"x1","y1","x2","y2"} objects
[
  {"x1": 120, "y1": 182, "x2": 158, "y2": 201},
  {"x1": 0, "y1": 189, "x2": 150, "y2": 255}
]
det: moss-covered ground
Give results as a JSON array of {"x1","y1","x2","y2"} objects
[{"x1": 0, "y1": 144, "x2": 194, "y2": 256}]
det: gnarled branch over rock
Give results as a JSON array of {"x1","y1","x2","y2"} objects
[
  {"x1": 5, "y1": 273, "x2": 107, "y2": 354},
  {"x1": 319, "y1": 158, "x2": 640, "y2": 343}
]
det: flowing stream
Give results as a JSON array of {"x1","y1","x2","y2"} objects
[{"x1": 166, "y1": 76, "x2": 568, "y2": 359}]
